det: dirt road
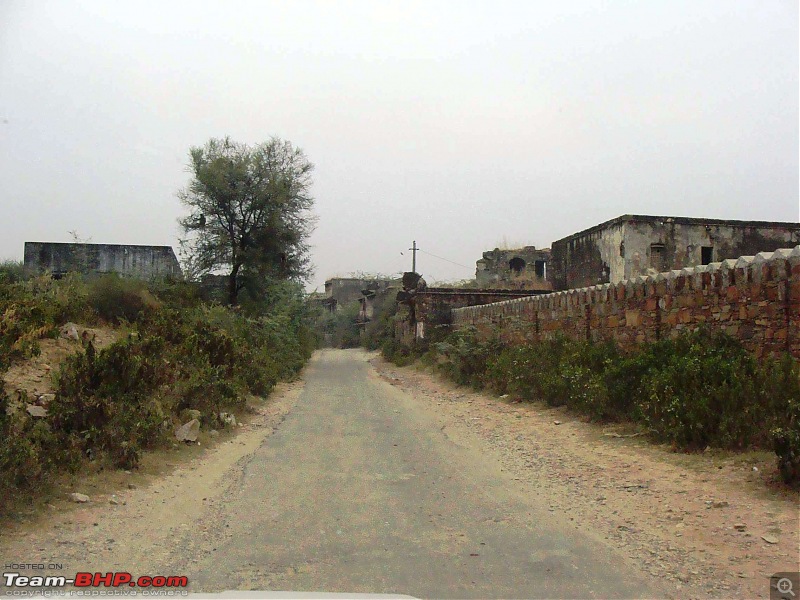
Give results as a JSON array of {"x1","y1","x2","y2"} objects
[{"x1": 2, "y1": 349, "x2": 796, "y2": 598}]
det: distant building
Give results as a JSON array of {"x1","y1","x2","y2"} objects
[
  {"x1": 550, "y1": 215, "x2": 800, "y2": 290},
  {"x1": 323, "y1": 277, "x2": 398, "y2": 312},
  {"x1": 475, "y1": 246, "x2": 552, "y2": 290},
  {"x1": 24, "y1": 242, "x2": 182, "y2": 280}
]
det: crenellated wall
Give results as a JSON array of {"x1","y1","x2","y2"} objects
[{"x1": 452, "y1": 246, "x2": 800, "y2": 359}]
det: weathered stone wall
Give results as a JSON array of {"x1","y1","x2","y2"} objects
[
  {"x1": 395, "y1": 288, "x2": 549, "y2": 341},
  {"x1": 551, "y1": 216, "x2": 800, "y2": 291},
  {"x1": 475, "y1": 247, "x2": 552, "y2": 290},
  {"x1": 453, "y1": 247, "x2": 800, "y2": 359},
  {"x1": 24, "y1": 242, "x2": 182, "y2": 280},
  {"x1": 417, "y1": 288, "x2": 549, "y2": 324},
  {"x1": 325, "y1": 277, "x2": 398, "y2": 311}
]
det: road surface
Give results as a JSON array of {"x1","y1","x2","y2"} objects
[{"x1": 177, "y1": 349, "x2": 660, "y2": 598}]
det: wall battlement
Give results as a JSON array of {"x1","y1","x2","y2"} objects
[{"x1": 452, "y1": 246, "x2": 800, "y2": 358}]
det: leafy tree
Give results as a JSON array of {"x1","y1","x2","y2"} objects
[{"x1": 178, "y1": 137, "x2": 315, "y2": 305}]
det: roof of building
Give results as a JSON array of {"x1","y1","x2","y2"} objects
[{"x1": 552, "y1": 214, "x2": 800, "y2": 244}]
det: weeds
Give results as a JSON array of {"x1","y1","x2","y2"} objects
[
  {"x1": 389, "y1": 327, "x2": 800, "y2": 485},
  {"x1": 0, "y1": 273, "x2": 316, "y2": 515}
]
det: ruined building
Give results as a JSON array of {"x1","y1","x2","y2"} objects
[
  {"x1": 323, "y1": 277, "x2": 399, "y2": 312},
  {"x1": 395, "y1": 271, "x2": 548, "y2": 342},
  {"x1": 550, "y1": 215, "x2": 800, "y2": 290},
  {"x1": 475, "y1": 246, "x2": 552, "y2": 290},
  {"x1": 24, "y1": 242, "x2": 182, "y2": 280}
]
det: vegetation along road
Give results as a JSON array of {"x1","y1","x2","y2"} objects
[{"x1": 2, "y1": 349, "x2": 797, "y2": 599}]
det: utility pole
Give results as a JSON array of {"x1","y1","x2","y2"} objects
[{"x1": 409, "y1": 240, "x2": 419, "y2": 273}]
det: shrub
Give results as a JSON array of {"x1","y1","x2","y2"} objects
[
  {"x1": 0, "y1": 305, "x2": 48, "y2": 363},
  {"x1": 0, "y1": 274, "x2": 94, "y2": 366},
  {"x1": 433, "y1": 327, "x2": 502, "y2": 388},
  {"x1": 410, "y1": 324, "x2": 800, "y2": 484},
  {"x1": 767, "y1": 356, "x2": 800, "y2": 485},
  {"x1": 49, "y1": 337, "x2": 171, "y2": 469},
  {"x1": 86, "y1": 274, "x2": 160, "y2": 324},
  {"x1": 0, "y1": 271, "x2": 316, "y2": 511},
  {"x1": 636, "y1": 331, "x2": 777, "y2": 450},
  {"x1": 0, "y1": 260, "x2": 26, "y2": 284},
  {"x1": 0, "y1": 386, "x2": 59, "y2": 513}
]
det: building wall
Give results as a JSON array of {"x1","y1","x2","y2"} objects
[
  {"x1": 551, "y1": 216, "x2": 800, "y2": 291},
  {"x1": 550, "y1": 221, "x2": 625, "y2": 291},
  {"x1": 452, "y1": 246, "x2": 800, "y2": 360},
  {"x1": 475, "y1": 246, "x2": 552, "y2": 290},
  {"x1": 24, "y1": 242, "x2": 182, "y2": 279},
  {"x1": 325, "y1": 278, "x2": 397, "y2": 311}
]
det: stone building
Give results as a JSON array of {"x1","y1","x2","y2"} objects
[
  {"x1": 475, "y1": 246, "x2": 552, "y2": 290},
  {"x1": 550, "y1": 215, "x2": 800, "y2": 290},
  {"x1": 24, "y1": 242, "x2": 182, "y2": 280},
  {"x1": 323, "y1": 277, "x2": 398, "y2": 312},
  {"x1": 394, "y1": 271, "x2": 549, "y2": 342}
]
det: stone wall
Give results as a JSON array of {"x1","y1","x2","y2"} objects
[
  {"x1": 395, "y1": 288, "x2": 549, "y2": 342},
  {"x1": 475, "y1": 247, "x2": 552, "y2": 290},
  {"x1": 24, "y1": 242, "x2": 182, "y2": 280},
  {"x1": 417, "y1": 288, "x2": 549, "y2": 329},
  {"x1": 452, "y1": 247, "x2": 800, "y2": 359},
  {"x1": 550, "y1": 215, "x2": 800, "y2": 291}
]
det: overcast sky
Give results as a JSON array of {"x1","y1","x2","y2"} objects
[{"x1": 1, "y1": 1, "x2": 797, "y2": 290}]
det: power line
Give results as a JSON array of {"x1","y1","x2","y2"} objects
[{"x1": 418, "y1": 249, "x2": 473, "y2": 271}]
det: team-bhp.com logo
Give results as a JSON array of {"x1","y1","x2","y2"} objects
[{"x1": 4, "y1": 572, "x2": 188, "y2": 589}]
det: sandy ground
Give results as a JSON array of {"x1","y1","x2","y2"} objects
[
  {"x1": 372, "y1": 354, "x2": 800, "y2": 599},
  {"x1": 3, "y1": 323, "x2": 118, "y2": 401}
]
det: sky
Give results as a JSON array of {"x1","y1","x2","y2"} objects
[{"x1": 0, "y1": 1, "x2": 798, "y2": 291}]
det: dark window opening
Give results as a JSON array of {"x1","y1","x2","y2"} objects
[
  {"x1": 701, "y1": 246, "x2": 713, "y2": 265},
  {"x1": 509, "y1": 257, "x2": 525, "y2": 275},
  {"x1": 650, "y1": 243, "x2": 666, "y2": 271},
  {"x1": 534, "y1": 259, "x2": 546, "y2": 278}
]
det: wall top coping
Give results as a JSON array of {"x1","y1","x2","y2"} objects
[
  {"x1": 25, "y1": 241, "x2": 176, "y2": 251},
  {"x1": 453, "y1": 245, "x2": 800, "y2": 314},
  {"x1": 551, "y1": 216, "x2": 800, "y2": 246}
]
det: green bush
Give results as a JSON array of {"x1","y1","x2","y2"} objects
[
  {"x1": 0, "y1": 260, "x2": 26, "y2": 284},
  {"x1": 767, "y1": 356, "x2": 800, "y2": 485},
  {"x1": 0, "y1": 387, "x2": 59, "y2": 511},
  {"x1": 85, "y1": 274, "x2": 160, "y2": 324},
  {"x1": 411, "y1": 326, "x2": 800, "y2": 485},
  {"x1": 0, "y1": 274, "x2": 95, "y2": 366},
  {"x1": 0, "y1": 270, "x2": 316, "y2": 510},
  {"x1": 381, "y1": 336, "x2": 418, "y2": 367},
  {"x1": 433, "y1": 326, "x2": 502, "y2": 388},
  {"x1": 317, "y1": 300, "x2": 362, "y2": 348},
  {"x1": 49, "y1": 337, "x2": 171, "y2": 469}
]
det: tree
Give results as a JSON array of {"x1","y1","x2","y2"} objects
[{"x1": 178, "y1": 137, "x2": 315, "y2": 306}]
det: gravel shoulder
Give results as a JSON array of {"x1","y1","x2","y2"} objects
[
  {"x1": 372, "y1": 354, "x2": 800, "y2": 599},
  {"x1": 0, "y1": 375, "x2": 307, "y2": 580}
]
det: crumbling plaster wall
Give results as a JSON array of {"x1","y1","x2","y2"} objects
[
  {"x1": 24, "y1": 242, "x2": 182, "y2": 279},
  {"x1": 622, "y1": 220, "x2": 800, "y2": 281},
  {"x1": 552, "y1": 217, "x2": 800, "y2": 291},
  {"x1": 550, "y1": 221, "x2": 625, "y2": 291}
]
